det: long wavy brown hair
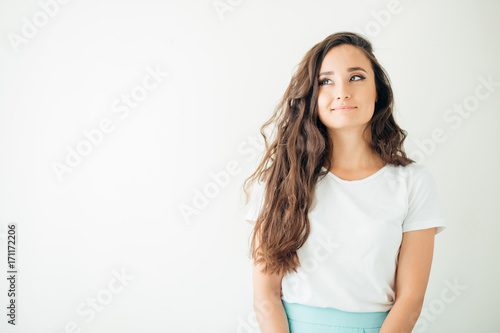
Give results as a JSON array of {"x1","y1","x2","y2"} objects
[{"x1": 242, "y1": 31, "x2": 415, "y2": 276}]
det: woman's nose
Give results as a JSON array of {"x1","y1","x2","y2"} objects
[{"x1": 334, "y1": 81, "x2": 351, "y2": 100}]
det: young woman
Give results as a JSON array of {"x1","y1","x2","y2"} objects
[{"x1": 242, "y1": 31, "x2": 447, "y2": 333}]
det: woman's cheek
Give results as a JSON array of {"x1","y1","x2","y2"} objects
[{"x1": 317, "y1": 93, "x2": 330, "y2": 112}]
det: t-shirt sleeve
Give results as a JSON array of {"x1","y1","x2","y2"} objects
[
  {"x1": 402, "y1": 166, "x2": 447, "y2": 235},
  {"x1": 245, "y1": 182, "x2": 266, "y2": 227}
]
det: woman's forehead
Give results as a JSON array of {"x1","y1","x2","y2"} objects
[{"x1": 320, "y1": 45, "x2": 371, "y2": 72}]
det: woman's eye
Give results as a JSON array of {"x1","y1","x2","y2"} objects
[
  {"x1": 351, "y1": 74, "x2": 366, "y2": 81},
  {"x1": 319, "y1": 75, "x2": 365, "y2": 86},
  {"x1": 319, "y1": 78, "x2": 332, "y2": 86}
]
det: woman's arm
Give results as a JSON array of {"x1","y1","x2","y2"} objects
[
  {"x1": 252, "y1": 237, "x2": 290, "y2": 333},
  {"x1": 380, "y1": 227, "x2": 436, "y2": 333}
]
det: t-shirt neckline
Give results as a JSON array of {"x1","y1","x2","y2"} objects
[{"x1": 321, "y1": 164, "x2": 389, "y2": 184}]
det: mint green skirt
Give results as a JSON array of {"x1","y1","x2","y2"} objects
[{"x1": 282, "y1": 300, "x2": 390, "y2": 333}]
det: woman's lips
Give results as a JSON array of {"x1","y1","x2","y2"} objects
[{"x1": 332, "y1": 106, "x2": 357, "y2": 111}]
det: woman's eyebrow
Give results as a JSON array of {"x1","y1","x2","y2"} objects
[{"x1": 318, "y1": 67, "x2": 367, "y2": 77}]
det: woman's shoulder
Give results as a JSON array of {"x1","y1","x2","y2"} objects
[{"x1": 385, "y1": 161, "x2": 431, "y2": 181}]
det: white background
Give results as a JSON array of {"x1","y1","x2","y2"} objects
[{"x1": 0, "y1": 0, "x2": 499, "y2": 332}]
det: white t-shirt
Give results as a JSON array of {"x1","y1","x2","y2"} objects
[{"x1": 245, "y1": 162, "x2": 446, "y2": 312}]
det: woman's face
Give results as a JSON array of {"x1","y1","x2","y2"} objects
[{"x1": 317, "y1": 44, "x2": 378, "y2": 133}]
